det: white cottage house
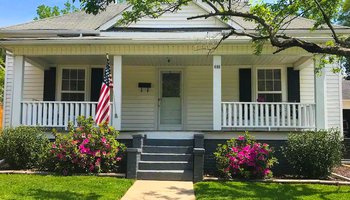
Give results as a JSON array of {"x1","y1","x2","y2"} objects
[{"x1": 0, "y1": 2, "x2": 348, "y2": 180}]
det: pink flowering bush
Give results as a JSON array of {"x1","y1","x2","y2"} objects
[
  {"x1": 214, "y1": 132, "x2": 277, "y2": 179},
  {"x1": 46, "y1": 116, "x2": 125, "y2": 175}
]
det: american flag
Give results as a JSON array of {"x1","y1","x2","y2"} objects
[{"x1": 95, "y1": 57, "x2": 113, "y2": 124}]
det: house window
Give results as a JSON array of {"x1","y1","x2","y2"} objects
[
  {"x1": 257, "y1": 69, "x2": 282, "y2": 102},
  {"x1": 61, "y1": 69, "x2": 86, "y2": 101}
]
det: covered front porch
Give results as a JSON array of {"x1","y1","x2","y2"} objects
[{"x1": 7, "y1": 52, "x2": 326, "y2": 131}]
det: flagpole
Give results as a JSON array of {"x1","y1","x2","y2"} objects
[{"x1": 106, "y1": 53, "x2": 118, "y2": 119}]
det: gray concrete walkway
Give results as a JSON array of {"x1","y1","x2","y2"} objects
[{"x1": 121, "y1": 180, "x2": 195, "y2": 200}]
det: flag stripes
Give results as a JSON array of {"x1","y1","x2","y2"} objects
[{"x1": 95, "y1": 58, "x2": 113, "y2": 124}]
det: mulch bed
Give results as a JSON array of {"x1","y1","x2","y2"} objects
[
  {"x1": 203, "y1": 166, "x2": 350, "y2": 185},
  {"x1": 331, "y1": 165, "x2": 350, "y2": 181},
  {"x1": 0, "y1": 170, "x2": 126, "y2": 178},
  {"x1": 333, "y1": 165, "x2": 350, "y2": 178}
]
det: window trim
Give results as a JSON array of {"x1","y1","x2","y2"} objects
[
  {"x1": 56, "y1": 66, "x2": 90, "y2": 101},
  {"x1": 253, "y1": 66, "x2": 287, "y2": 102},
  {"x1": 257, "y1": 68, "x2": 282, "y2": 102}
]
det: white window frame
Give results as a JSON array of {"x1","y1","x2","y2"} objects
[
  {"x1": 56, "y1": 66, "x2": 90, "y2": 101},
  {"x1": 252, "y1": 66, "x2": 287, "y2": 102}
]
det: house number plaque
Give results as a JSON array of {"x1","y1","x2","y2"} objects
[{"x1": 214, "y1": 64, "x2": 221, "y2": 69}]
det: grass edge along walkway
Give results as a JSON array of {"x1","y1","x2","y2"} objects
[
  {"x1": 0, "y1": 174, "x2": 134, "y2": 200},
  {"x1": 194, "y1": 181, "x2": 350, "y2": 200}
]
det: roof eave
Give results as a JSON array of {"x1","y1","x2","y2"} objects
[
  {"x1": 0, "y1": 35, "x2": 339, "y2": 46},
  {"x1": 0, "y1": 29, "x2": 100, "y2": 38}
]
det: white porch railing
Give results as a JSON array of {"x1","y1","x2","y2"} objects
[
  {"x1": 21, "y1": 101, "x2": 113, "y2": 128},
  {"x1": 222, "y1": 102, "x2": 316, "y2": 129}
]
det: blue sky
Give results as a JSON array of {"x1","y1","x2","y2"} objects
[{"x1": 0, "y1": 0, "x2": 80, "y2": 27}]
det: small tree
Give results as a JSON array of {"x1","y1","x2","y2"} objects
[{"x1": 34, "y1": 0, "x2": 79, "y2": 20}]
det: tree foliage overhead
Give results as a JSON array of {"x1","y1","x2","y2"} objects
[
  {"x1": 75, "y1": 0, "x2": 350, "y2": 58},
  {"x1": 338, "y1": 2, "x2": 350, "y2": 78},
  {"x1": 34, "y1": 1, "x2": 79, "y2": 20}
]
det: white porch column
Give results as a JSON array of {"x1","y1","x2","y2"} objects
[
  {"x1": 113, "y1": 56, "x2": 122, "y2": 130},
  {"x1": 11, "y1": 55, "x2": 24, "y2": 126},
  {"x1": 314, "y1": 62, "x2": 327, "y2": 130},
  {"x1": 213, "y1": 56, "x2": 222, "y2": 130}
]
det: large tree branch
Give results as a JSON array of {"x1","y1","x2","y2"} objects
[
  {"x1": 116, "y1": 0, "x2": 350, "y2": 57},
  {"x1": 313, "y1": 0, "x2": 344, "y2": 46},
  {"x1": 270, "y1": 35, "x2": 350, "y2": 56},
  {"x1": 277, "y1": 7, "x2": 312, "y2": 31},
  {"x1": 188, "y1": 10, "x2": 272, "y2": 32},
  {"x1": 186, "y1": 6, "x2": 350, "y2": 57},
  {"x1": 202, "y1": 0, "x2": 220, "y2": 13},
  {"x1": 208, "y1": 29, "x2": 269, "y2": 54}
]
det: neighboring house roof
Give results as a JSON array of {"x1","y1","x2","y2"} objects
[
  {"x1": 343, "y1": 80, "x2": 350, "y2": 100},
  {"x1": 0, "y1": 3, "x2": 129, "y2": 31}
]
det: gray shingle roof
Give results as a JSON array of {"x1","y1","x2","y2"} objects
[
  {"x1": 0, "y1": 4, "x2": 129, "y2": 31},
  {"x1": 343, "y1": 80, "x2": 350, "y2": 100}
]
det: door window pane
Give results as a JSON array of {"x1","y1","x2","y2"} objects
[
  {"x1": 162, "y1": 73, "x2": 180, "y2": 97},
  {"x1": 160, "y1": 72, "x2": 182, "y2": 126}
]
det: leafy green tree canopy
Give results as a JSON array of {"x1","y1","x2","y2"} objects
[{"x1": 34, "y1": 1, "x2": 79, "y2": 20}]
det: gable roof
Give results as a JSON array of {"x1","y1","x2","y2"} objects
[{"x1": 0, "y1": 1, "x2": 349, "y2": 43}]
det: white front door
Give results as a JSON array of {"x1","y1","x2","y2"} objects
[{"x1": 159, "y1": 71, "x2": 183, "y2": 130}]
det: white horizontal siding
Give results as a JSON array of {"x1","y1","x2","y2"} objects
[
  {"x1": 185, "y1": 66, "x2": 213, "y2": 130},
  {"x1": 325, "y1": 65, "x2": 342, "y2": 130},
  {"x1": 222, "y1": 66, "x2": 239, "y2": 102},
  {"x1": 3, "y1": 54, "x2": 13, "y2": 127},
  {"x1": 121, "y1": 66, "x2": 157, "y2": 130},
  {"x1": 299, "y1": 65, "x2": 315, "y2": 104},
  {"x1": 23, "y1": 63, "x2": 44, "y2": 101},
  {"x1": 129, "y1": 2, "x2": 228, "y2": 28},
  {"x1": 3, "y1": 54, "x2": 44, "y2": 127}
]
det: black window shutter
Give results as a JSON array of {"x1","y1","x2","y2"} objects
[
  {"x1": 287, "y1": 67, "x2": 300, "y2": 102},
  {"x1": 43, "y1": 68, "x2": 56, "y2": 101},
  {"x1": 90, "y1": 68, "x2": 104, "y2": 101},
  {"x1": 239, "y1": 68, "x2": 252, "y2": 102}
]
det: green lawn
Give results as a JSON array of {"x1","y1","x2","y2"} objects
[
  {"x1": 0, "y1": 174, "x2": 134, "y2": 200},
  {"x1": 195, "y1": 181, "x2": 350, "y2": 200}
]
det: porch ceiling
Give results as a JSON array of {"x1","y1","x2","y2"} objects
[{"x1": 27, "y1": 54, "x2": 305, "y2": 68}]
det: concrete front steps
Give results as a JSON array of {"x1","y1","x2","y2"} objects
[{"x1": 137, "y1": 139, "x2": 194, "y2": 181}]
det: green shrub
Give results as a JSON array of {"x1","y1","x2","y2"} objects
[
  {"x1": 282, "y1": 130, "x2": 343, "y2": 178},
  {"x1": 46, "y1": 116, "x2": 125, "y2": 175},
  {"x1": 0, "y1": 126, "x2": 49, "y2": 169},
  {"x1": 214, "y1": 132, "x2": 277, "y2": 179}
]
